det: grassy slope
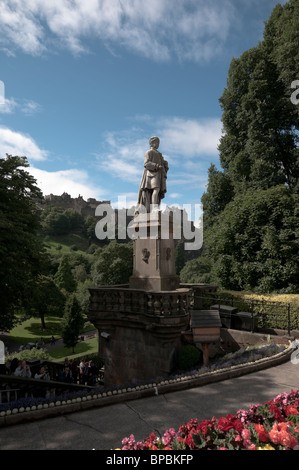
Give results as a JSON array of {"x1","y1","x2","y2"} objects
[
  {"x1": 9, "y1": 315, "x2": 95, "y2": 344},
  {"x1": 48, "y1": 337, "x2": 98, "y2": 361},
  {"x1": 41, "y1": 232, "x2": 92, "y2": 256}
]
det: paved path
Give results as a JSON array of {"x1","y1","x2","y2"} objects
[{"x1": 0, "y1": 360, "x2": 298, "y2": 450}]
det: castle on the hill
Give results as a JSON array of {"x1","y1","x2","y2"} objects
[{"x1": 43, "y1": 192, "x2": 111, "y2": 218}]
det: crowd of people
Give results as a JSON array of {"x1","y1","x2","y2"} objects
[
  {"x1": 4, "y1": 357, "x2": 101, "y2": 386},
  {"x1": 59, "y1": 358, "x2": 100, "y2": 386}
]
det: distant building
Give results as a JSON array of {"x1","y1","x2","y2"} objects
[{"x1": 42, "y1": 192, "x2": 111, "y2": 218}]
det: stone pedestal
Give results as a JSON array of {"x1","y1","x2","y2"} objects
[
  {"x1": 88, "y1": 287, "x2": 190, "y2": 385},
  {"x1": 129, "y1": 211, "x2": 180, "y2": 291}
]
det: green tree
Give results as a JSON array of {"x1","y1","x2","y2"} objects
[
  {"x1": 174, "y1": 241, "x2": 186, "y2": 275},
  {"x1": 91, "y1": 241, "x2": 133, "y2": 285},
  {"x1": 61, "y1": 295, "x2": 85, "y2": 353},
  {"x1": 201, "y1": 1, "x2": 299, "y2": 293},
  {"x1": 27, "y1": 275, "x2": 66, "y2": 329},
  {"x1": 76, "y1": 278, "x2": 94, "y2": 315},
  {"x1": 41, "y1": 207, "x2": 70, "y2": 235},
  {"x1": 83, "y1": 215, "x2": 97, "y2": 242},
  {"x1": 64, "y1": 208, "x2": 84, "y2": 231},
  {"x1": 218, "y1": 44, "x2": 298, "y2": 193},
  {"x1": 180, "y1": 256, "x2": 212, "y2": 284},
  {"x1": 201, "y1": 164, "x2": 234, "y2": 229},
  {"x1": 0, "y1": 155, "x2": 46, "y2": 331},
  {"x1": 207, "y1": 186, "x2": 299, "y2": 293},
  {"x1": 54, "y1": 255, "x2": 77, "y2": 292}
]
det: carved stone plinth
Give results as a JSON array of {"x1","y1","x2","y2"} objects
[
  {"x1": 129, "y1": 211, "x2": 180, "y2": 291},
  {"x1": 88, "y1": 286, "x2": 190, "y2": 386}
]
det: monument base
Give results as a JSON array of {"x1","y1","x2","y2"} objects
[
  {"x1": 129, "y1": 211, "x2": 179, "y2": 291},
  {"x1": 129, "y1": 274, "x2": 180, "y2": 291}
]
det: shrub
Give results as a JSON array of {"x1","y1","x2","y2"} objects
[
  {"x1": 178, "y1": 345, "x2": 202, "y2": 370},
  {"x1": 7, "y1": 347, "x2": 50, "y2": 362}
]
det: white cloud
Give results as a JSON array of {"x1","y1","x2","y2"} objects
[
  {"x1": 97, "y1": 116, "x2": 222, "y2": 177},
  {"x1": 21, "y1": 99, "x2": 42, "y2": 115},
  {"x1": 158, "y1": 117, "x2": 222, "y2": 159},
  {"x1": 110, "y1": 192, "x2": 139, "y2": 209},
  {"x1": 96, "y1": 116, "x2": 222, "y2": 198},
  {"x1": 96, "y1": 130, "x2": 147, "y2": 183},
  {"x1": 0, "y1": 97, "x2": 18, "y2": 114},
  {"x1": 29, "y1": 166, "x2": 104, "y2": 200},
  {"x1": 0, "y1": 96, "x2": 41, "y2": 115},
  {"x1": 0, "y1": 125, "x2": 106, "y2": 201},
  {"x1": 0, "y1": 126, "x2": 48, "y2": 161},
  {"x1": 0, "y1": 0, "x2": 238, "y2": 62}
]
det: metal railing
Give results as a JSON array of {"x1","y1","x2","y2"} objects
[{"x1": 193, "y1": 292, "x2": 298, "y2": 336}]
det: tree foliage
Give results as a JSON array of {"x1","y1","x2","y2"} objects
[
  {"x1": 207, "y1": 186, "x2": 299, "y2": 293},
  {"x1": 61, "y1": 294, "x2": 85, "y2": 353},
  {"x1": 198, "y1": 1, "x2": 299, "y2": 293},
  {"x1": 27, "y1": 275, "x2": 66, "y2": 329},
  {"x1": 0, "y1": 155, "x2": 47, "y2": 330},
  {"x1": 54, "y1": 255, "x2": 77, "y2": 293},
  {"x1": 91, "y1": 241, "x2": 133, "y2": 285},
  {"x1": 180, "y1": 256, "x2": 212, "y2": 284}
]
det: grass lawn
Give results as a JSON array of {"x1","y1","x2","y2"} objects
[
  {"x1": 42, "y1": 232, "x2": 90, "y2": 253},
  {"x1": 48, "y1": 337, "x2": 99, "y2": 362},
  {"x1": 9, "y1": 315, "x2": 95, "y2": 345}
]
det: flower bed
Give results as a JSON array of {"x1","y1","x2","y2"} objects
[
  {"x1": 0, "y1": 343, "x2": 286, "y2": 414},
  {"x1": 0, "y1": 342, "x2": 292, "y2": 427},
  {"x1": 120, "y1": 389, "x2": 299, "y2": 450}
]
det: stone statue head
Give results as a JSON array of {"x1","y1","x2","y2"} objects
[{"x1": 149, "y1": 136, "x2": 160, "y2": 149}]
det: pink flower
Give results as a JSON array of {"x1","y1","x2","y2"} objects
[{"x1": 241, "y1": 428, "x2": 252, "y2": 448}]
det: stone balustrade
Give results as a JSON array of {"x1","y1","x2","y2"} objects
[{"x1": 89, "y1": 286, "x2": 190, "y2": 317}]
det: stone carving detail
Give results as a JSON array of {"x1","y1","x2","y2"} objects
[
  {"x1": 142, "y1": 248, "x2": 150, "y2": 263},
  {"x1": 89, "y1": 287, "x2": 190, "y2": 317}
]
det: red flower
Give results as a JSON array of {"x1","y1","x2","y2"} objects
[
  {"x1": 217, "y1": 417, "x2": 234, "y2": 432},
  {"x1": 285, "y1": 405, "x2": 299, "y2": 416},
  {"x1": 269, "y1": 405, "x2": 283, "y2": 421},
  {"x1": 233, "y1": 419, "x2": 244, "y2": 434},
  {"x1": 184, "y1": 434, "x2": 195, "y2": 449},
  {"x1": 279, "y1": 432, "x2": 298, "y2": 449},
  {"x1": 254, "y1": 424, "x2": 268, "y2": 443},
  {"x1": 269, "y1": 422, "x2": 299, "y2": 449}
]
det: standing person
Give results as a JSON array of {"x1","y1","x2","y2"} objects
[
  {"x1": 87, "y1": 360, "x2": 98, "y2": 386},
  {"x1": 59, "y1": 366, "x2": 73, "y2": 383},
  {"x1": 50, "y1": 336, "x2": 55, "y2": 346},
  {"x1": 14, "y1": 360, "x2": 32, "y2": 378},
  {"x1": 70, "y1": 359, "x2": 79, "y2": 384},
  {"x1": 79, "y1": 359, "x2": 86, "y2": 384},
  {"x1": 34, "y1": 366, "x2": 50, "y2": 380}
]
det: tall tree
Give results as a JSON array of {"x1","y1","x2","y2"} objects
[
  {"x1": 0, "y1": 155, "x2": 46, "y2": 331},
  {"x1": 54, "y1": 255, "x2": 77, "y2": 293},
  {"x1": 199, "y1": 1, "x2": 299, "y2": 292},
  {"x1": 206, "y1": 186, "x2": 299, "y2": 293},
  {"x1": 91, "y1": 241, "x2": 133, "y2": 286},
  {"x1": 61, "y1": 295, "x2": 85, "y2": 353},
  {"x1": 218, "y1": 44, "x2": 298, "y2": 193},
  {"x1": 27, "y1": 276, "x2": 66, "y2": 329}
]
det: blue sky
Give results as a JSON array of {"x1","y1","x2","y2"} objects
[{"x1": 0, "y1": 0, "x2": 286, "y2": 211}]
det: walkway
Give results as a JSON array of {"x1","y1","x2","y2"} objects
[{"x1": 0, "y1": 360, "x2": 298, "y2": 450}]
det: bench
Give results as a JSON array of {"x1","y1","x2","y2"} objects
[
  {"x1": 232, "y1": 311, "x2": 258, "y2": 332},
  {"x1": 210, "y1": 305, "x2": 238, "y2": 328}
]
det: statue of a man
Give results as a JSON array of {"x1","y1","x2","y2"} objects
[{"x1": 137, "y1": 136, "x2": 168, "y2": 212}]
